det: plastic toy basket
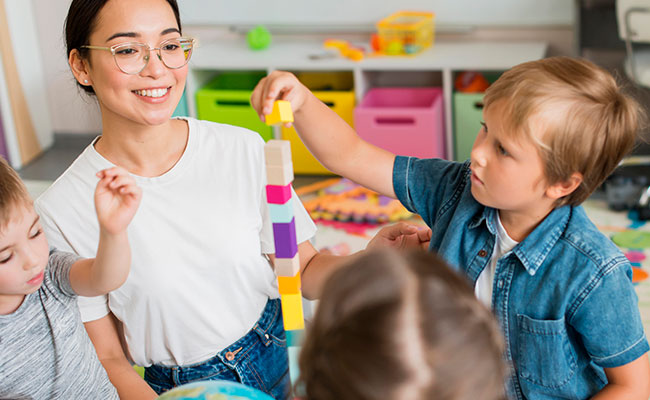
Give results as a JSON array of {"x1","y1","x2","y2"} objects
[{"x1": 376, "y1": 11, "x2": 435, "y2": 55}]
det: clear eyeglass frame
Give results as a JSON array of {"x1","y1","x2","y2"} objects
[{"x1": 80, "y1": 37, "x2": 195, "y2": 75}]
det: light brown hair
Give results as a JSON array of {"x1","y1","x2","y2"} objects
[
  {"x1": 483, "y1": 56, "x2": 644, "y2": 206},
  {"x1": 298, "y1": 249, "x2": 506, "y2": 400},
  {"x1": 0, "y1": 157, "x2": 31, "y2": 229}
]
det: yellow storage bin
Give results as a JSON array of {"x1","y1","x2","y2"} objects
[{"x1": 282, "y1": 72, "x2": 355, "y2": 175}]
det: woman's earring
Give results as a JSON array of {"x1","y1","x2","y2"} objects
[{"x1": 83, "y1": 79, "x2": 89, "y2": 84}]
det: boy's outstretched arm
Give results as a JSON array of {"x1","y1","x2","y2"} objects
[
  {"x1": 592, "y1": 353, "x2": 650, "y2": 399},
  {"x1": 271, "y1": 222, "x2": 431, "y2": 299},
  {"x1": 69, "y1": 167, "x2": 142, "y2": 296},
  {"x1": 251, "y1": 71, "x2": 397, "y2": 198}
]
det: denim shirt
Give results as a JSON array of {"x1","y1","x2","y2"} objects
[{"x1": 394, "y1": 156, "x2": 649, "y2": 400}]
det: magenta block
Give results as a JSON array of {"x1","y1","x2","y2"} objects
[
  {"x1": 273, "y1": 218, "x2": 298, "y2": 258},
  {"x1": 266, "y1": 184, "x2": 292, "y2": 204}
]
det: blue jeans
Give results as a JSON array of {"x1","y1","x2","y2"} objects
[{"x1": 144, "y1": 298, "x2": 290, "y2": 400}]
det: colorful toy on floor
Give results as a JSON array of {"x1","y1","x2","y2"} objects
[
  {"x1": 301, "y1": 178, "x2": 412, "y2": 224},
  {"x1": 265, "y1": 100, "x2": 294, "y2": 126},
  {"x1": 264, "y1": 139, "x2": 305, "y2": 392}
]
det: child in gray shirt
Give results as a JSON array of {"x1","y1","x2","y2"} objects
[{"x1": 0, "y1": 157, "x2": 141, "y2": 399}]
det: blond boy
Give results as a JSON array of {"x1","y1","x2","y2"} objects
[
  {"x1": 0, "y1": 158, "x2": 141, "y2": 399},
  {"x1": 251, "y1": 57, "x2": 650, "y2": 399}
]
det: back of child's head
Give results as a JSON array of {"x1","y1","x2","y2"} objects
[
  {"x1": 483, "y1": 56, "x2": 644, "y2": 206},
  {"x1": 298, "y1": 249, "x2": 506, "y2": 400},
  {"x1": 0, "y1": 157, "x2": 31, "y2": 229}
]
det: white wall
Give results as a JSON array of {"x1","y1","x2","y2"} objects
[
  {"x1": 180, "y1": 0, "x2": 574, "y2": 27},
  {"x1": 32, "y1": 0, "x2": 101, "y2": 135},
  {"x1": 31, "y1": 0, "x2": 573, "y2": 136}
]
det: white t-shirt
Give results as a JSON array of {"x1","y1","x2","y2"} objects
[
  {"x1": 474, "y1": 212, "x2": 518, "y2": 307},
  {"x1": 35, "y1": 118, "x2": 317, "y2": 367}
]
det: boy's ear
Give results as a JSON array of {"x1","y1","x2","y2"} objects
[
  {"x1": 546, "y1": 172, "x2": 583, "y2": 200},
  {"x1": 68, "y1": 49, "x2": 92, "y2": 87}
]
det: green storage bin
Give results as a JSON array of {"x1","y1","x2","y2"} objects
[
  {"x1": 196, "y1": 71, "x2": 272, "y2": 141},
  {"x1": 453, "y1": 92, "x2": 484, "y2": 162}
]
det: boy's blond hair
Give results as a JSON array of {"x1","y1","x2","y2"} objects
[
  {"x1": 0, "y1": 157, "x2": 32, "y2": 228},
  {"x1": 484, "y1": 56, "x2": 643, "y2": 206}
]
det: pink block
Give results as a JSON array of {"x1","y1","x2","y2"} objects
[
  {"x1": 266, "y1": 184, "x2": 292, "y2": 204},
  {"x1": 354, "y1": 87, "x2": 445, "y2": 159}
]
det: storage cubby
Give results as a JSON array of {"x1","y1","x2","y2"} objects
[{"x1": 185, "y1": 38, "x2": 547, "y2": 173}]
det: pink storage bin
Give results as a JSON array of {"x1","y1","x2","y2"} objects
[{"x1": 354, "y1": 87, "x2": 445, "y2": 159}]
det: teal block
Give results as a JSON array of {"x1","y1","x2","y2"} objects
[
  {"x1": 288, "y1": 346, "x2": 301, "y2": 384},
  {"x1": 286, "y1": 329, "x2": 304, "y2": 346},
  {"x1": 269, "y1": 198, "x2": 294, "y2": 223}
]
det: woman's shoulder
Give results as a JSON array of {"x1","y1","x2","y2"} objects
[{"x1": 187, "y1": 117, "x2": 265, "y2": 147}]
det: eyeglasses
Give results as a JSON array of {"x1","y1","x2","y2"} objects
[{"x1": 81, "y1": 37, "x2": 195, "y2": 75}]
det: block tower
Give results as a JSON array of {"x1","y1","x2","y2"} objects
[{"x1": 264, "y1": 101, "x2": 304, "y2": 390}]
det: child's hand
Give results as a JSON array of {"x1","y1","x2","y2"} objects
[
  {"x1": 94, "y1": 167, "x2": 142, "y2": 235},
  {"x1": 251, "y1": 71, "x2": 310, "y2": 127},
  {"x1": 366, "y1": 222, "x2": 432, "y2": 251}
]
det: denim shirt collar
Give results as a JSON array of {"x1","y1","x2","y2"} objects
[{"x1": 468, "y1": 205, "x2": 571, "y2": 276}]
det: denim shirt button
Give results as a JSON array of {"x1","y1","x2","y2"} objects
[
  {"x1": 478, "y1": 250, "x2": 487, "y2": 257},
  {"x1": 520, "y1": 371, "x2": 529, "y2": 378},
  {"x1": 265, "y1": 334, "x2": 270, "y2": 340},
  {"x1": 225, "y1": 351, "x2": 235, "y2": 361},
  {"x1": 497, "y1": 280, "x2": 504, "y2": 288}
]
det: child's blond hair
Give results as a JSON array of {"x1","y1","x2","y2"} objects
[
  {"x1": 298, "y1": 249, "x2": 506, "y2": 400},
  {"x1": 0, "y1": 157, "x2": 32, "y2": 228},
  {"x1": 484, "y1": 56, "x2": 643, "y2": 206}
]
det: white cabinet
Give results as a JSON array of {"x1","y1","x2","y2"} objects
[{"x1": 186, "y1": 31, "x2": 547, "y2": 160}]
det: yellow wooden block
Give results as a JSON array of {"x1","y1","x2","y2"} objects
[
  {"x1": 281, "y1": 293, "x2": 305, "y2": 330},
  {"x1": 265, "y1": 100, "x2": 294, "y2": 126},
  {"x1": 278, "y1": 271, "x2": 301, "y2": 294}
]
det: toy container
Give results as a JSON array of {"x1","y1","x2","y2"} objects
[
  {"x1": 376, "y1": 11, "x2": 435, "y2": 55},
  {"x1": 354, "y1": 87, "x2": 445, "y2": 159},
  {"x1": 281, "y1": 72, "x2": 355, "y2": 175},
  {"x1": 452, "y1": 71, "x2": 500, "y2": 161},
  {"x1": 452, "y1": 93, "x2": 483, "y2": 161},
  {"x1": 196, "y1": 71, "x2": 273, "y2": 141}
]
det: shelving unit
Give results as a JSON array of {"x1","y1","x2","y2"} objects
[{"x1": 185, "y1": 31, "x2": 547, "y2": 161}]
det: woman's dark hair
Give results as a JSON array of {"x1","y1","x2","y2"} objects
[
  {"x1": 298, "y1": 249, "x2": 506, "y2": 400},
  {"x1": 64, "y1": 0, "x2": 182, "y2": 94}
]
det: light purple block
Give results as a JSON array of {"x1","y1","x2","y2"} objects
[
  {"x1": 266, "y1": 184, "x2": 292, "y2": 204},
  {"x1": 273, "y1": 218, "x2": 297, "y2": 258}
]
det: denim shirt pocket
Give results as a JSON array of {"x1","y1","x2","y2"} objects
[{"x1": 516, "y1": 314, "x2": 577, "y2": 389}]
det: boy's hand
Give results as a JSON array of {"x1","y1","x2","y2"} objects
[
  {"x1": 366, "y1": 222, "x2": 432, "y2": 251},
  {"x1": 251, "y1": 71, "x2": 310, "y2": 127},
  {"x1": 94, "y1": 167, "x2": 142, "y2": 235}
]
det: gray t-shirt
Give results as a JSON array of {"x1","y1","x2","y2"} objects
[{"x1": 0, "y1": 251, "x2": 118, "y2": 399}]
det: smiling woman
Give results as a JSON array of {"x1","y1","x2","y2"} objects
[{"x1": 31, "y1": 0, "x2": 425, "y2": 399}]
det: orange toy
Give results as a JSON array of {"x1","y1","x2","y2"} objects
[{"x1": 455, "y1": 71, "x2": 490, "y2": 93}]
